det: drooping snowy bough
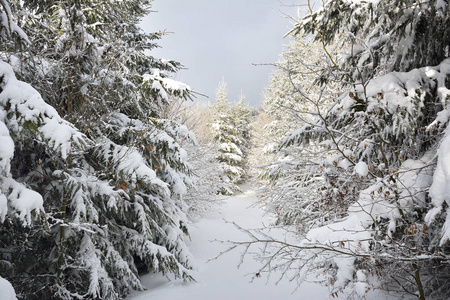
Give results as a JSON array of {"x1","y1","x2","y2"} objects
[{"x1": 0, "y1": 1, "x2": 199, "y2": 299}]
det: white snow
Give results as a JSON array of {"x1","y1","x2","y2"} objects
[
  {"x1": 354, "y1": 161, "x2": 369, "y2": 177},
  {"x1": 0, "y1": 0, "x2": 30, "y2": 44},
  {"x1": 0, "y1": 276, "x2": 17, "y2": 300},
  {"x1": 436, "y1": 0, "x2": 448, "y2": 16},
  {"x1": 0, "y1": 193, "x2": 7, "y2": 223},
  {"x1": 143, "y1": 70, "x2": 191, "y2": 102},
  {"x1": 338, "y1": 158, "x2": 352, "y2": 170},
  {"x1": 300, "y1": 180, "x2": 402, "y2": 295},
  {"x1": 165, "y1": 165, "x2": 188, "y2": 195},
  {"x1": 99, "y1": 140, "x2": 168, "y2": 194},
  {"x1": 128, "y1": 186, "x2": 331, "y2": 300},
  {"x1": 0, "y1": 119, "x2": 14, "y2": 175},
  {"x1": 398, "y1": 152, "x2": 434, "y2": 209},
  {"x1": 0, "y1": 61, "x2": 88, "y2": 160},
  {"x1": 78, "y1": 235, "x2": 115, "y2": 298},
  {"x1": 426, "y1": 127, "x2": 450, "y2": 244},
  {"x1": 39, "y1": 118, "x2": 82, "y2": 160},
  {"x1": 128, "y1": 185, "x2": 396, "y2": 300},
  {"x1": 2, "y1": 177, "x2": 44, "y2": 225}
]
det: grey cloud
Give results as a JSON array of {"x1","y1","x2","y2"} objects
[{"x1": 141, "y1": 1, "x2": 301, "y2": 107}]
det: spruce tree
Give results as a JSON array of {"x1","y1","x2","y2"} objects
[
  {"x1": 211, "y1": 80, "x2": 249, "y2": 193},
  {"x1": 0, "y1": 1, "x2": 197, "y2": 298},
  {"x1": 233, "y1": 93, "x2": 253, "y2": 159}
]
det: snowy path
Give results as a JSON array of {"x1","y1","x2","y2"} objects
[{"x1": 128, "y1": 186, "x2": 331, "y2": 300}]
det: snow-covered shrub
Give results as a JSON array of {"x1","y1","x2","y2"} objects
[
  {"x1": 258, "y1": 35, "x2": 345, "y2": 230},
  {"x1": 182, "y1": 144, "x2": 228, "y2": 220},
  {"x1": 255, "y1": 1, "x2": 450, "y2": 299}
]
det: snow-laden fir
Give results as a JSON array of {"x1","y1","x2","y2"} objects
[{"x1": 0, "y1": 1, "x2": 202, "y2": 298}]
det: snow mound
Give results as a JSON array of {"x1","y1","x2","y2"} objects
[
  {"x1": 426, "y1": 127, "x2": 450, "y2": 245},
  {"x1": 0, "y1": 276, "x2": 17, "y2": 300}
]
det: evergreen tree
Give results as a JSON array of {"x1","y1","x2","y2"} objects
[
  {"x1": 0, "y1": 1, "x2": 197, "y2": 298},
  {"x1": 251, "y1": 1, "x2": 450, "y2": 299},
  {"x1": 233, "y1": 93, "x2": 253, "y2": 159},
  {"x1": 211, "y1": 80, "x2": 252, "y2": 193}
]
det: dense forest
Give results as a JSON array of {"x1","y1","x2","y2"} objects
[{"x1": 1, "y1": 0, "x2": 450, "y2": 299}]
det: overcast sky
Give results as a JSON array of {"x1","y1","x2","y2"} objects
[{"x1": 141, "y1": 1, "x2": 308, "y2": 107}]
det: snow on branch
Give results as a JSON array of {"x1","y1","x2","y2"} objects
[
  {"x1": 0, "y1": 0, "x2": 30, "y2": 44},
  {"x1": 0, "y1": 119, "x2": 14, "y2": 176},
  {"x1": 0, "y1": 176, "x2": 43, "y2": 225},
  {"x1": 0, "y1": 61, "x2": 90, "y2": 160},
  {"x1": 426, "y1": 126, "x2": 450, "y2": 244},
  {"x1": 96, "y1": 139, "x2": 170, "y2": 195},
  {"x1": 143, "y1": 69, "x2": 192, "y2": 103}
]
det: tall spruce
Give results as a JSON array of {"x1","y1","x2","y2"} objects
[{"x1": 0, "y1": 1, "x2": 197, "y2": 299}]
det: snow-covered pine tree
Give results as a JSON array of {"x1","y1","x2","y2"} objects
[
  {"x1": 250, "y1": 0, "x2": 450, "y2": 299},
  {"x1": 233, "y1": 93, "x2": 253, "y2": 156},
  {"x1": 211, "y1": 80, "x2": 248, "y2": 193},
  {"x1": 0, "y1": 3, "x2": 36, "y2": 299},
  {"x1": 0, "y1": 1, "x2": 197, "y2": 298}
]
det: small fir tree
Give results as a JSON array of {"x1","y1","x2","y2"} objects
[{"x1": 211, "y1": 80, "x2": 252, "y2": 193}]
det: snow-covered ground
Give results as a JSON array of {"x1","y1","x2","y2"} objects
[{"x1": 128, "y1": 186, "x2": 332, "y2": 300}]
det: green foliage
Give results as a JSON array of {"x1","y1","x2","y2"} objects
[
  {"x1": 295, "y1": 0, "x2": 450, "y2": 78},
  {"x1": 0, "y1": 0, "x2": 197, "y2": 299}
]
